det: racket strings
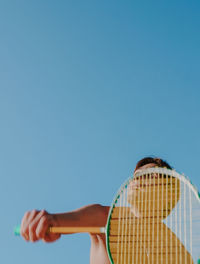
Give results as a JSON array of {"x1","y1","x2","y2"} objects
[
  {"x1": 189, "y1": 183, "x2": 192, "y2": 259},
  {"x1": 109, "y1": 169, "x2": 197, "y2": 264}
]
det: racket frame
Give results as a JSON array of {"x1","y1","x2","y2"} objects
[{"x1": 105, "y1": 167, "x2": 200, "y2": 264}]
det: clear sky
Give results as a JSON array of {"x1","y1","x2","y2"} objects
[{"x1": 0, "y1": 1, "x2": 200, "y2": 263}]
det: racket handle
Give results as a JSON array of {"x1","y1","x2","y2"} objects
[
  {"x1": 14, "y1": 225, "x2": 105, "y2": 236},
  {"x1": 49, "y1": 226, "x2": 105, "y2": 234}
]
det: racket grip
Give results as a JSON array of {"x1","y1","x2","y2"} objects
[{"x1": 14, "y1": 225, "x2": 105, "y2": 236}]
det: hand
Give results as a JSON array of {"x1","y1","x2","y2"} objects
[{"x1": 20, "y1": 209, "x2": 61, "y2": 243}]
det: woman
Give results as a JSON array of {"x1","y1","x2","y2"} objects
[{"x1": 20, "y1": 157, "x2": 193, "y2": 264}]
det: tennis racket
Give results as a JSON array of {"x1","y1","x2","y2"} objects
[{"x1": 15, "y1": 167, "x2": 200, "y2": 263}]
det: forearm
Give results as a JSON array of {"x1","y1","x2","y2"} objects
[
  {"x1": 20, "y1": 204, "x2": 110, "y2": 242},
  {"x1": 53, "y1": 204, "x2": 110, "y2": 228}
]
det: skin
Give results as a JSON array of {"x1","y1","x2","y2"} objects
[
  {"x1": 21, "y1": 204, "x2": 110, "y2": 264},
  {"x1": 20, "y1": 163, "x2": 193, "y2": 264}
]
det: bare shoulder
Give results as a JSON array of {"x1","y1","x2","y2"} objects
[
  {"x1": 90, "y1": 234, "x2": 110, "y2": 264},
  {"x1": 88, "y1": 205, "x2": 110, "y2": 264}
]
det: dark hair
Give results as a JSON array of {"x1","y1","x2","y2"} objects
[{"x1": 134, "y1": 157, "x2": 172, "y2": 172}]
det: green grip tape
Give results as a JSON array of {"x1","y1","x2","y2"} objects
[
  {"x1": 14, "y1": 225, "x2": 21, "y2": 236},
  {"x1": 198, "y1": 259, "x2": 200, "y2": 264}
]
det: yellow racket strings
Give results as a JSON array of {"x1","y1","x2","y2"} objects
[
  {"x1": 110, "y1": 169, "x2": 197, "y2": 264},
  {"x1": 148, "y1": 173, "x2": 152, "y2": 262}
]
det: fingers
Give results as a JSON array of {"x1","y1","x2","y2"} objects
[
  {"x1": 21, "y1": 209, "x2": 38, "y2": 241},
  {"x1": 29, "y1": 210, "x2": 47, "y2": 242},
  {"x1": 38, "y1": 214, "x2": 61, "y2": 243},
  {"x1": 21, "y1": 209, "x2": 61, "y2": 243},
  {"x1": 35, "y1": 212, "x2": 49, "y2": 239},
  {"x1": 21, "y1": 209, "x2": 48, "y2": 242}
]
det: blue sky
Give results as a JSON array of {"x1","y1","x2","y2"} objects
[{"x1": 0, "y1": 1, "x2": 200, "y2": 263}]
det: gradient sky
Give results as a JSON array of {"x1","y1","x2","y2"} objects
[{"x1": 0, "y1": 1, "x2": 200, "y2": 263}]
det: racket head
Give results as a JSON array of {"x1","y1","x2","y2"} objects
[{"x1": 105, "y1": 167, "x2": 200, "y2": 264}]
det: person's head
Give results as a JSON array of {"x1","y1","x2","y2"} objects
[
  {"x1": 134, "y1": 156, "x2": 172, "y2": 172},
  {"x1": 128, "y1": 157, "x2": 180, "y2": 219}
]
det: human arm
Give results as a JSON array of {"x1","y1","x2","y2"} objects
[{"x1": 20, "y1": 204, "x2": 110, "y2": 243}]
